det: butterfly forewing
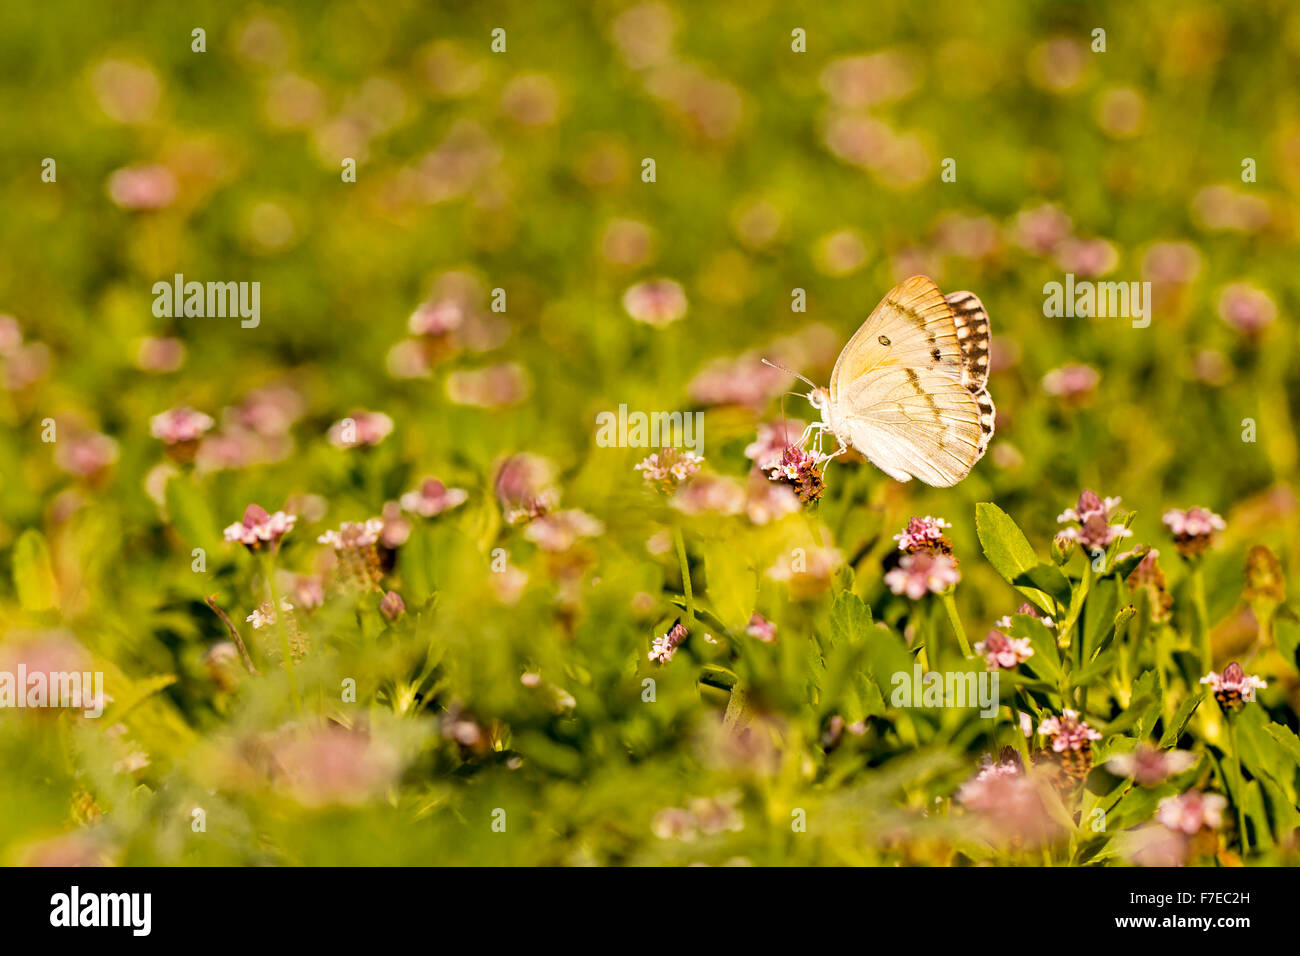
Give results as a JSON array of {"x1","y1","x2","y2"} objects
[{"x1": 826, "y1": 276, "x2": 995, "y2": 487}]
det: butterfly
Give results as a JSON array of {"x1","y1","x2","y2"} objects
[{"x1": 773, "y1": 275, "x2": 995, "y2": 487}]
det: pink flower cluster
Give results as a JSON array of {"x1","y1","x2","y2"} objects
[
  {"x1": 318, "y1": 519, "x2": 385, "y2": 550},
  {"x1": 883, "y1": 552, "x2": 960, "y2": 599},
  {"x1": 893, "y1": 515, "x2": 952, "y2": 554},
  {"x1": 1162, "y1": 506, "x2": 1225, "y2": 557},
  {"x1": 327, "y1": 411, "x2": 393, "y2": 449},
  {"x1": 1038, "y1": 709, "x2": 1101, "y2": 753},
  {"x1": 223, "y1": 504, "x2": 296, "y2": 549},
  {"x1": 400, "y1": 477, "x2": 468, "y2": 517},
  {"x1": 150, "y1": 406, "x2": 215, "y2": 445},
  {"x1": 635, "y1": 449, "x2": 703, "y2": 493},
  {"x1": 1200, "y1": 662, "x2": 1265, "y2": 710},
  {"x1": 973, "y1": 629, "x2": 1034, "y2": 670},
  {"x1": 1056, "y1": 489, "x2": 1131, "y2": 553},
  {"x1": 649, "y1": 621, "x2": 688, "y2": 663},
  {"x1": 1156, "y1": 791, "x2": 1227, "y2": 835}
]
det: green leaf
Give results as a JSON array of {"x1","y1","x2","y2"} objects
[
  {"x1": 1158, "y1": 691, "x2": 1203, "y2": 747},
  {"x1": 975, "y1": 502, "x2": 1052, "y2": 613},
  {"x1": 164, "y1": 474, "x2": 220, "y2": 553},
  {"x1": 12, "y1": 529, "x2": 57, "y2": 611},
  {"x1": 829, "y1": 590, "x2": 872, "y2": 646},
  {"x1": 1012, "y1": 563, "x2": 1072, "y2": 606},
  {"x1": 702, "y1": 542, "x2": 757, "y2": 633}
]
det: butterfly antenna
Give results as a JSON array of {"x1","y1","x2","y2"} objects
[{"x1": 761, "y1": 357, "x2": 817, "y2": 391}]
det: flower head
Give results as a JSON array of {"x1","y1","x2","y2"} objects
[
  {"x1": 1156, "y1": 791, "x2": 1227, "y2": 835},
  {"x1": 994, "y1": 602, "x2": 1055, "y2": 630},
  {"x1": 400, "y1": 477, "x2": 469, "y2": 517},
  {"x1": 223, "y1": 504, "x2": 296, "y2": 550},
  {"x1": 1038, "y1": 709, "x2": 1101, "y2": 753},
  {"x1": 649, "y1": 620, "x2": 688, "y2": 663},
  {"x1": 893, "y1": 515, "x2": 952, "y2": 555},
  {"x1": 1057, "y1": 489, "x2": 1130, "y2": 553},
  {"x1": 635, "y1": 448, "x2": 703, "y2": 494},
  {"x1": 523, "y1": 509, "x2": 605, "y2": 551},
  {"x1": 1106, "y1": 744, "x2": 1198, "y2": 786},
  {"x1": 318, "y1": 519, "x2": 385, "y2": 550},
  {"x1": 764, "y1": 445, "x2": 825, "y2": 505},
  {"x1": 622, "y1": 279, "x2": 687, "y2": 327},
  {"x1": 1200, "y1": 662, "x2": 1265, "y2": 711},
  {"x1": 150, "y1": 406, "x2": 214, "y2": 445},
  {"x1": 883, "y1": 552, "x2": 960, "y2": 599},
  {"x1": 745, "y1": 612, "x2": 776, "y2": 643},
  {"x1": 1162, "y1": 506, "x2": 1225, "y2": 558},
  {"x1": 973, "y1": 629, "x2": 1034, "y2": 670},
  {"x1": 744, "y1": 420, "x2": 805, "y2": 471},
  {"x1": 327, "y1": 411, "x2": 393, "y2": 449}
]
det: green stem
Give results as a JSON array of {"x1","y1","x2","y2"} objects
[
  {"x1": 940, "y1": 591, "x2": 971, "y2": 659},
  {"x1": 1191, "y1": 563, "x2": 1211, "y2": 673},
  {"x1": 1227, "y1": 715, "x2": 1248, "y2": 856},
  {"x1": 262, "y1": 551, "x2": 301, "y2": 714},
  {"x1": 673, "y1": 527, "x2": 696, "y2": 630}
]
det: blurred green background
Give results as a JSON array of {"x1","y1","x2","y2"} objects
[{"x1": 0, "y1": 0, "x2": 1298, "y2": 865}]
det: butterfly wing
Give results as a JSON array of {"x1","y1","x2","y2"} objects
[{"x1": 828, "y1": 276, "x2": 995, "y2": 487}]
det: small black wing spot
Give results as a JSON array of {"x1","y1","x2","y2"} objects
[{"x1": 878, "y1": 334, "x2": 891, "y2": 346}]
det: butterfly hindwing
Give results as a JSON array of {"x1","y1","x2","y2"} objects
[{"x1": 826, "y1": 276, "x2": 994, "y2": 487}]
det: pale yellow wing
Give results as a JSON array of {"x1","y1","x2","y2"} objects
[{"x1": 828, "y1": 276, "x2": 994, "y2": 487}]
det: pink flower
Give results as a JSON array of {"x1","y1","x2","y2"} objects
[
  {"x1": 744, "y1": 470, "x2": 801, "y2": 525},
  {"x1": 230, "y1": 385, "x2": 305, "y2": 437},
  {"x1": 649, "y1": 620, "x2": 688, "y2": 663},
  {"x1": 135, "y1": 336, "x2": 186, "y2": 373},
  {"x1": 1163, "y1": 506, "x2": 1224, "y2": 557},
  {"x1": 635, "y1": 449, "x2": 703, "y2": 493},
  {"x1": 763, "y1": 445, "x2": 825, "y2": 504},
  {"x1": 973, "y1": 629, "x2": 1034, "y2": 670},
  {"x1": 1010, "y1": 203, "x2": 1072, "y2": 256},
  {"x1": 378, "y1": 590, "x2": 406, "y2": 621},
  {"x1": 327, "y1": 411, "x2": 393, "y2": 448},
  {"x1": 378, "y1": 501, "x2": 411, "y2": 549},
  {"x1": 54, "y1": 431, "x2": 119, "y2": 479},
  {"x1": 400, "y1": 477, "x2": 469, "y2": 517},
  {"x1": 1037, "y1": 709, "x2": 1101, "y2": 753},
  {"x1": 1200, "y1": 662, "x2": 1266, "y2": 710},
  {"x1": 223, "y1": 504, "x2": 297, "y2": 549},
  {"x1": 269, "y1": 726, "x2": 400, "y2": 807},
  {"x1": 1054, "y1": 237, "x2": 1118, "y2": 277},
  {"x1": 883, "y1": 552, "x2": 960, "y2": 599},
  {"x1": 688, "y1": 354, "x2": 791, "y2": 409},
  {"x1": 1041, "y1": 363, "x2": 1100, "y2": 399},
  {"x1": 523, "y1": 509, "x2": 604, "y2": 551},
  {"x1": 1057, "y1": 489, "x2": 1131, "y2": 553},
  {"x1": 149, "y1": 406, "x2": 214, "y2": 445},
  {"x1": 622, "y1": 279, "x2": 688, "y2": 327},
  {"x1": 106, "y1": 164, "x2": 177, "y2": 210},
  {"x1": 1106, "y1": 744, "x2": 1198, "y2": 786},
  {"x1": 672, "y1": 474, "x2": 745, "y2": 516},
  {"x1": 318, "y1": 519, "x2": 385, "y2": 550},
  {"x1": 446, "y1": 363, "x2": 531, "y2": 408},
  {"x1": 746, "y1": 612, "x2": 776, "y2": 643},
  {"x1": 1157, "y1": 791, "x2": 1227, "y2": 835},
  {"x1": 744, "y1": 420, "x2": 805, "y2": 470},
  {"x1": 956, "y1": 750, "x2": 1063, "y2": 848},
  {"x1": 893, "y1": 515, "x2": 952, "y2": 554},
  {"x1": 408, "y1": 299, "x2": 464, "y2": 336},
  {"x1": 1217, "y1": 282, "x2": 1276, "y2": 337},
  {"x1": 495, "y1": 453, "x2": 559, "y2": 523}
]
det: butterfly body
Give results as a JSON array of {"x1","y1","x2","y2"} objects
[{"x1": 807, "y1": 276, "x2": 996, "y2": 487}]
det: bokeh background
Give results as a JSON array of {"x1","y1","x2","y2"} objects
[{"x1": 1, "y1": 0, "x2": 1298, "y2": 865}]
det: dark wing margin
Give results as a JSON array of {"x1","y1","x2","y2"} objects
[{"x1": 944, "y1": 290, "x2": 995, "y2": 456}]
